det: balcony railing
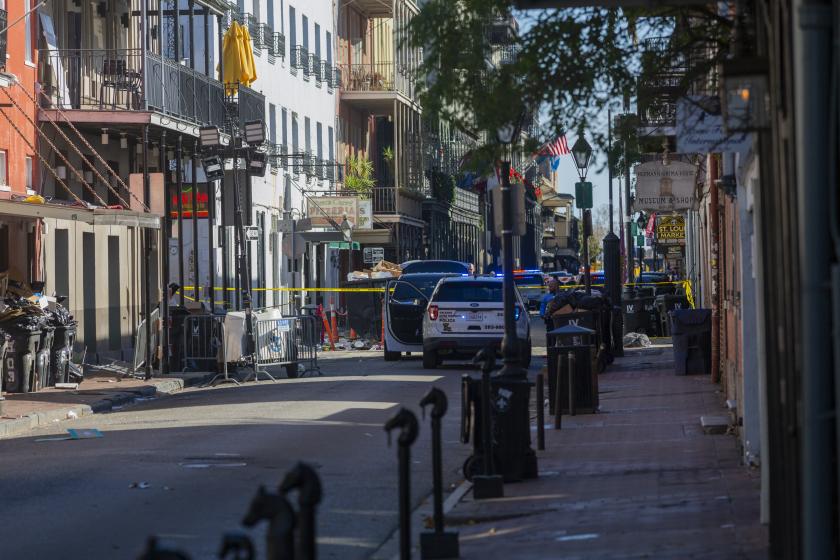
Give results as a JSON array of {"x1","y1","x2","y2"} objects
[
  {"x1": 324, "y1": 187, "x2": 397, "y2": 215},
  {"x1": 270, "y1": 32, "x2": 285, "y2": 60},
  {"x1": 337, "y1": 62, "x2": 395, "y2": 92},
  {"x1": 322, "y1": 61, "x2": 334, "y2": 92},
  {"x1": 298, "y1": 47, "x2": 311, "y2": 79},
  {"x1": 310, "y1": 54, "x2": 321, "y2": 85},
  {"x1": 38, "y1": 48, "x2": 264, "y2": 130}
]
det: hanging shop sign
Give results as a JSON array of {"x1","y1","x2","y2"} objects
[
  {"x1": 357, "y1": 199, "x2": 373, "y2": 230},
  {"x1": 633, "y1": 160, "x2": 698, "y2": 211},
  {"x1": 676, "y1": 96, "x2": 751, "y2": 154},
  {"x1": 657, "y1": 215, "x2": 686, "y2": 245},
  {"x1": 307, "y1": 196, "x2": 358, "y2": 228}
]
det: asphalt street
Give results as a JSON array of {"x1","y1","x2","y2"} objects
[{"x1": 0, "y1": 316, "x2": 545, "y2": 560}]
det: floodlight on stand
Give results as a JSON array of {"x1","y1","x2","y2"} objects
[
  {"x1": 101, "y1": 128, "x2": 109, "y2": 145},
  {"x1": 722, "y1": 57, "x2": 770, "y2": 132},
  {"x1": 202, "y1": 155, "x2": 225, "y2": 181},
  {"x1": 243, "y1": 120, "x2": 266, "y2": 146},
  {"x1": 247, "y1": 151, "x2": 267, "y2": 177},
  {"x1": 199, "y1": 126, "x2": 221, "y2": 148}
]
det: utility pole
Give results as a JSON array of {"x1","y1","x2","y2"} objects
[{"x1": 622, "y1": 112, "x2": 635, "y2": 286}]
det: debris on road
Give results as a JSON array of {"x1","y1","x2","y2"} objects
[{"x1": 623, "y1": 332, "x2": 652, "y2": 348}]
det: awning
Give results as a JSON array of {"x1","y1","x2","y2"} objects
[
  {"x1": 541, "y1": 192, "x2": 575, "y2": 208},
  {"x1": 0, "y1": 199, "x2": 161, "y2": 229}
]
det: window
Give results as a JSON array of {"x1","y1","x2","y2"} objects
[
  {"x1": 326, "y1": 31, "x2": 332, "y2": 65},
  {"x1": 304, "y1": 116, "x2": 311, "y2": 154},
  {"x1": 291, "y1": 112, "x2": 298, "y2": 154},
  {"x1": 267, "y1": 0, "x2": 274, "y2": 30},
  {"x1": 289, "y1": 6, "x2": 296, "y2": 47},
  {"x1": 253, "y1": 0, "x2": 261, "y2": 25},
  {"x1": 432, "y1": 281, "x2": 503, "y2": 303},
  {"x1": 0, "y1": 150, "x2": 7, "y2": 186},
  {"x1": 24, "y1": 0, "x2": 33, "y2": 63},
  {"x1": 302, "y1": 15, "x2": 308, "y2": 50},
  {"x1": 25, "y1": 156, "x2": 32, "y2": 190},
  {"x1": 281, "y1": 107, "x2": 288, "y2": 145},
  {"x1": 268, "y1": 103, "x2": 277, "y2": 143},
  {"x1": 314, "y1": 23, "x2": 320, "y2": 58},
  {"x1": 316, "y1": 122, "x2": 323, "y2": 161},
  {"x1": 328, "y1": 126, "x2": 334, "y2": 162}
]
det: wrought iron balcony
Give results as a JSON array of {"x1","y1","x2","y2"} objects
[
  {"x1": 322, "y1": 61, "x2": 333, "y2": 92},
  {"x1": 38, "y1": 48, "x2": 264, "y2": 130},
  {"x1": 299, "y1": 47, "x2": 311, "y2": 80},
  {"x1": 258, "y1": 23, "x2": 273, "y2": 51},
  {"x1": 337, "y1": 62, "x2": 396, "y2": 92},
  {"x1": 269, "y1": 32, "x2": 285, "y2": 60},
  {"x1": 310, "y1": 54, "x2": 321, "y2": 85}
]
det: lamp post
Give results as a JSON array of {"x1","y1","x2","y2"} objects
[
  {"x1": 496, "y1": 121, "x2": 523, "y2": 381},
  {"x1": 570, "y1": 136, "x2": 593, "y2": 295}
]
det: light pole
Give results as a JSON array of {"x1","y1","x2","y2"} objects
[
  {"x1": 496, "y1": 121, "x2": 523, "y2": 381},
  {"x1": 571, "y1": 136, "x2": 593, "y2": 295}
]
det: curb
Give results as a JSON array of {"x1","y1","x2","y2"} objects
[{"x1": 0, "y1": 375, "x2": 207, "y2": 440}]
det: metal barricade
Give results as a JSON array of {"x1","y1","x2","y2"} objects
[
  {"x1": 181, "y1": 314, "x2": 225, "y2": 372},
  {"x1": 252, "y1": 315, "x2": 321, "y2": 379}
]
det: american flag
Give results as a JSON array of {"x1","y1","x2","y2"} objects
[{"x1": 538, "y1": 135, "x2": 570, "y2": 157}]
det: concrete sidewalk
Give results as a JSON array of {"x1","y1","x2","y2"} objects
[
  {"x1": 445, "y1": 343, "x2": 768, "y2": 559},
  {"x1": 0, "y1": 369, "x2": 206, "y2": 439}
]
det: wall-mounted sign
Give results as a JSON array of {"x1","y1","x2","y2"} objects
[
  {"x1": 357, "y1": 199, "x2": 373, "y2": 230},
  {"x1": 676, "y1": 96, "x2": 751, "y2": 154},
  {"x1": 633, "y1": 160, "x2": 698, "y2": 211},
  {"x1": 363, "y1": 247, "x2": 385, "y2": 264},
  {"x1": 656, "y1": 215, "x2": 686, "y2": 245},
  {"x1": 306, "y1": 196, "x2": 358, "y2": 228}
]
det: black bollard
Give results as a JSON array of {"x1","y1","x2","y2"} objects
[
  {"x1": 137, "y1": 536, "x2": 191, "y2": 560},
  {"x1": 280, "y1": 462, "x2": 322, "y2": 560},
  {"x1": 471, "y1": 346, "x2": 504, "y2": 500},
  {"x1": 568, "y1": 351, "x2": 576, "y2": 417},
  {"x1": 554, "y1": 354, "x2": 563, "y2": 430},
  {"x1": 419, "y1": 388, "x2": 460, "y2": 560},
  {"x1": 242, "y1": 486, "x2": 296, "y2": 560},
  {"x1": 385, "y1": 408, "x2": 420, "y2": 560},
  {"x1": 536, "y1": 373, "x2": 545, "y2": 451},
  {"x1": 218, "y1": 533, "x2": 255, "y2": 560}
]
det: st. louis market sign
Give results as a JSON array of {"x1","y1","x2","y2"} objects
[
  {"x1": 656, "y1": 215, "x2": 686, "y2": 245},
  {"x1": 633, "y1": 160, "x2": 698, "y2": 211}
]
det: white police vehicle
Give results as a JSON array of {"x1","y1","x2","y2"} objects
[{"x1": 421, "y1": 276, "x2": 531, "y2": 369}]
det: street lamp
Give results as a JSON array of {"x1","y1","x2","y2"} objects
[
  {"x1": 571, "y1": 136, "x2": 594, "y2": 294},
  {"x1": 496, "y1": 118, "x2": 524, "y2": 381}
]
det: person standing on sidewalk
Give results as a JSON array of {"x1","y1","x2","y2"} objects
[{"x1": 540, "y1": 278, "x2": 560, "y2": 347}]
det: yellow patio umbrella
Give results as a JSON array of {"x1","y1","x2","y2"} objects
[
  {"x1": 238, "y1": 23, "x2": 257, "y2": 87},
  {"x1": 220, "y1": 21, "x2": 257, "y2": 93}
]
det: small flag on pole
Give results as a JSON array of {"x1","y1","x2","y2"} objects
[{"x1": 538, "y1": 135, "x2": 570, "y2": 157}]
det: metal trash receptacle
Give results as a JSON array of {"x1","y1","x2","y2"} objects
[
  {"x1": 34, "y1": 325, "x2": 55, "y2": 391},
  {"x1": 549, "y1": 315, "x2": 599, "y2": 414},
  {"x1": 655, "y1": 295, "x2": 690, "y2": 337},
  {"x1": 1, "y1": 327, "x2": 41, "y2": 393},
  {"x1": 670, "y1": 309, "x2": 712, "y2": 375},
  {"x1": 50, "y1": 323, "x2": 77, "y2": 385}
]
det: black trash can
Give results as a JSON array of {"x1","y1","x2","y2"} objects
[
  {"x1": 655, "y1": 295, "x2": 691, "y2": 337},
  {"x1": 32, "y1": 325, "x2": 55, "y2": 391},
  {"x1": 623, "y1": 295, "x2": 655, "y2": 335},
  {"x1": 460, "y1": 374, "x2": 537, "y2": 483},
  {"x1": 1, "y1": 327, "x2": 41, "y2": 393},
  {"x1": 50, "y1": 322, "x2": 77, "y2": 385},
  {"x1": 549, "y1": 313, "x2": 599, "y2": 414},
  {"x1": 670, "y1": 309, "x2": 712, "y2": 375}
]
